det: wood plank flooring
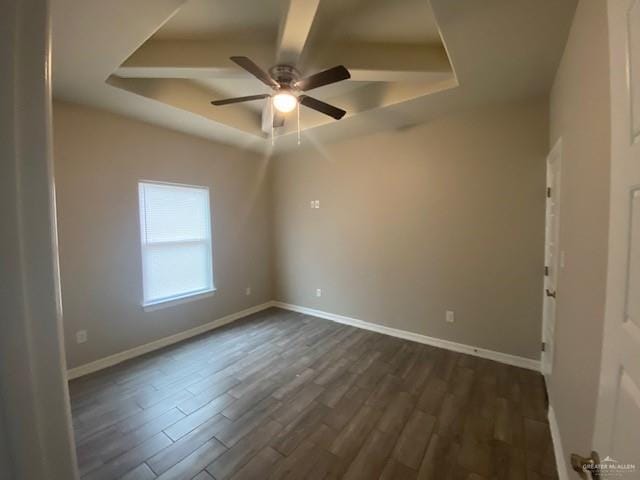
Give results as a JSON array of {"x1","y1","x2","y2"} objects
[{"x1": 69, "y1": 307, "x2": 557, "y2": 480}]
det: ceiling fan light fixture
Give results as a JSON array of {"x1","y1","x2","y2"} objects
[
  {"x1": 212, "y1": 58, "x2": 349, "y2": 126},
  {"x1": 272, "y1": 92, "x2": 297, "y2": 113}
]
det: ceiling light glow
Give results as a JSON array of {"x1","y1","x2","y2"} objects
[{"x1": 273, "y1": 92, "x2": 297, "y2": 113}]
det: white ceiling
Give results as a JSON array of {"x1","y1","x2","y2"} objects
[
  {"x1": 153, "y1": 0, "x2": 283, "y2": 41},
  {"x1": 154, "y1": 0, "x2": 442, "y2": 44},
  {"x1": 315, "y1": 0, "x2": 442, "y2": 45},
  {"x1": 51, "y1": 0, "x2": 577, "y2": 153}
]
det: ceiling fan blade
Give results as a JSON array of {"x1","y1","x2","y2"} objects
[
  {"x1": 299, "y1": 95, "x2": 346, "y2": 120},
  {"x1": 230, "y1": 56, "x2": 279, "y2": 88},
  {"x1": 211, "y1": 94, "x2": 270, "y2": 106},
  {"x1": 295, "y1": 65, "x2": 350, "y2": 92},
  {"x1": 273, "y1": 110, "x2": 285, "y2": 128}
]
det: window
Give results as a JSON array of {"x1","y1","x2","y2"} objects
[{"x1": 138, "y1": 181, "x2": 214, "y2": 308}]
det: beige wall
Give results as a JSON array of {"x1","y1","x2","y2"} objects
[
  {"x1": 271, "y1": 99, "x2": 548, "y2": 360},
  {"x1": 548, "y1": 0, "x2": 610, "y2": 472},
  {"x1": 53, "y1": 101, "x2": 272, "y2": 369},
  {"x1": 54, "y1": 95, "x2": 553, "y2": 370}
]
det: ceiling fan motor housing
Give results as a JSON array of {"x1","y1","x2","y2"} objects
[
  {"x1": 269, "y1": 64, "x2": 300, "y2": 89},
  {"x1": 212, "y1": 57, "x2": 348, "y2": 120}
]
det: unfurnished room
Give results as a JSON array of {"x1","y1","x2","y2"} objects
[{"x1": 2, "y1": 0, "x2": 639, "y2": 479}]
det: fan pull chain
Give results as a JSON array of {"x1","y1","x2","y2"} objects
[
  {"x1": 297, "y1": 100, "x2": 301, "y2": 145},
  {"x1": 270, "y1": 99, "x2": 275, "y2": 146}
]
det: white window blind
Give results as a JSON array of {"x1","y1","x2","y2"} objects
[{"x1": 138, "y1": 181, "x2": 214, "y2": 307}]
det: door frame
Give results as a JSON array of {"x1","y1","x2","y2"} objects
[
  {"x1": 0, "y1": 0, "x2": 78, "y2": 478},
  {"x1": 541, "y1": 138, "x2": 563, "y2": 378}
]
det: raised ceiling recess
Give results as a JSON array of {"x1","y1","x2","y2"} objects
[
  {"x1": 53, "y1": 0, "x2": 578, "y2": 152},
  {"x1": 110, "y1": 0, "x2": 457, "y2": 141}
]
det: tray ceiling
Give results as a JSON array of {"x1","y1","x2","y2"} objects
[{"x1": 52, "y1": 0, "x2": 577, "y2": 153}]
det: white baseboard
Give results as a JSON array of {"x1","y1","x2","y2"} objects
[
  {"x1": 273, "y1": 301, "x2": 541, "y2": 372},
  {"x1": 67, "y1": 301, "x2": 274, "y2": 380},
  {"x1": 548, "y1": 404, "x2": 570, "y2": 480},
  {"x1": 68, "y1": 299, "x2": 541, "y2": 379}
]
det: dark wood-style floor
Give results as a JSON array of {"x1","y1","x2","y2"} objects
[{"x1": 69, "y1": 308, "x2": 557, "y2": 480}]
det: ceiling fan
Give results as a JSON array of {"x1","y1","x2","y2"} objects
[{"x1": 210, "y1": 56, "x2": 351, "y2": 128}]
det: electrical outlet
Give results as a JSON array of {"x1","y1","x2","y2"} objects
[
  {"x1": 446, "y1": 310, "x2": 455, "y2": 323},
  {"x1": 316, "y1": 288, "x2": 322, "y2": 297},
  {"x1": 76, "y1": 330, "x2": 88, "y2": 344},
  {"x1": 310, "y1": 200, "x2": 315, "y2": 209},
  {"x1": 314, "y1": 200, "x2": 320, "y2": 209},
  {"x1": 245, "y1": 286, "x2": 251, "y2": 296}
]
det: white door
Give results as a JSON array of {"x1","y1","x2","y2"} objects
[
  {"x1": 591, "y1": 0, "x2": 640, "y2": 477},
  {"x1": 542, "y1": 139, "x2": 562, "y2": 378}
]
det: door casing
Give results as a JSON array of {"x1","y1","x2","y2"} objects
[{"x1": 542, "y1": 138, "x2": 562, "y2": 378}]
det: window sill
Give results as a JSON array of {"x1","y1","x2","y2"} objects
[{"x1": 143, "y1": 288, "x2": 216, "y2": 312}]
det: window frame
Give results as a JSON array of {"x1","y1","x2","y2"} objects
[{"x1": 138, "y1": 180, "x2": 215, "y2": 310}]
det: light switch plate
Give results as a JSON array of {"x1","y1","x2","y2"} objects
[{"x1": 76, "y1": 330, "x2": 88, "y2": 344}]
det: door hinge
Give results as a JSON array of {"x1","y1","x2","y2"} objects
[
  {"x1": 541, "y1": 342, "x2": 546, "y2": 352},
  {"x1": 544, "y1": 266, "x2": 549, "y2": 276},
  {"x1": 547, "y1": 187, "x2": 552, "y2": 198}
]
